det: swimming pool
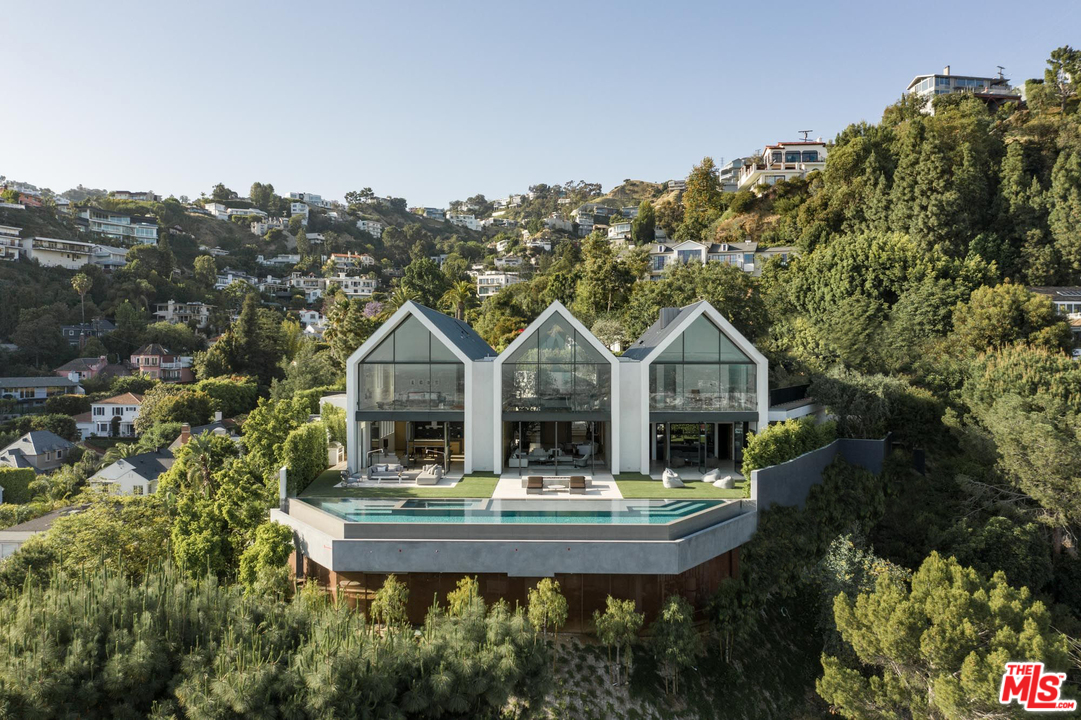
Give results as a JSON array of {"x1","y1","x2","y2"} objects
[{"x1": 301, "y1": 497, "x2": 726, "y2": 525}]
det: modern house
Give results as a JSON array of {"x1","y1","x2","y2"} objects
[
  {"x1": 77, "y1": 207, "x2": 159, "y2": 245},
  {"x1": 342, "y1": 300, "x2": 768, "y2": 478},
  {"x1": 737, "y1": 141, "x2": 827, "y2": 191},
  {"x1": 330, "y1": 252, "x2": 377, "y2": 271},
  {"x1": 421, "y1": 207, "x2": 445, "y2": 221},
  {"x1": 356, "y1": 219, "x2": 385, "y2": 238},
  {"x1": 0, "y1": 377, "x2": 84, "y2": 412},
  {"x1": 0, "y1": 224, "x2": 20, "y2": 261},
  {"x1": 276, "y1": 300, "x2": 769, "y2": 628},
  {"x1": 906, "y1": 66, "x2": 1022, "y2": 114},
  {"x1": 109, "y1": 190, "x2": 161, "y2": 202},
  {"x1": 154, "y1": 300, "x2": 213, "y2": 328},
  {"x1": 447, "y1": 213, "x2": 481, "y2": 231},
  {"x1": 91, "y1": 244, "x2": 128, "y2": 272},
  {"x1": 20, "y1": 237, "x2": 97, "y2": 269},
  {"x1": 608, "y1": 221, "x2": 633, "y2": 243},
  {"x1": 130, "y1": 344, "x2": 194, "y2": 383},
  {"x1": 89, "y1": 450, "x2": 174, "y2": 495},
  {"x1": 719, "y1": 158, "x2": 745, "y2": 192},
  {"x1": 475, "y1": 271, "x2": 522, "y2": 298},
  {"x1": 0, "y1": 431, "x2": 75, "y2": 472},
  {"x1": 89, "y1": 392, "x2": 143, "y2": 437}
]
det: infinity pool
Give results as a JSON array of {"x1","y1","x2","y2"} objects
[{"x1": 301, "y1": 497, "x2": 725, "y2": 525}]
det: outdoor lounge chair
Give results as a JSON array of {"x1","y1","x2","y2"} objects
[
  {"x1": 526, "y1": 476, "x2": 544, "y2": 494},
  {"x1": 569, "y1": 476, "x2": 586, "y2": 494}
]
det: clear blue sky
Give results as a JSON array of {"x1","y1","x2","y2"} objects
[{"x1": 2, "y1": 0, "x2": 1075, "y2": 207}]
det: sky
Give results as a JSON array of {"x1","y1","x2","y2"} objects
[{"x1": 1, "y1": 0, "x2": 1077, "y2": 207}]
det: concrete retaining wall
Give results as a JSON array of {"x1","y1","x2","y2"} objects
[{"x1": 750, "y1": 435, "x2": 890, "y2": 510}]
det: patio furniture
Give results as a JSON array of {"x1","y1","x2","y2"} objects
[
  {"x1": 507, "y1": 452, "x2": 529, "y2": 468},
  {"x1": 661, "y1": 468, "x2": 684, "y2": 489},
  {"x1": 367, "y1": 463, "x2": 404, "y2": 482},
  {"x1": 568, "y1": 476, "x2": 586, "y2": 494},
  {"x1": 416, "y1": 464, "x2": 444, "y2": 486},
  {"x1": 525, "y1": 476, "x2": 544, "y2": 494},
  {"x1": 573, "y1": 447, "x2": 593, "y2": 468},
  {"x1": 713, "y1": 475, "x2": 735, "y2": 490},
  {"x1": 702, "y1": 468, "x2": 721, "y2": 484},
  {"x1": 527, "y1": 447, "x2": 549, "y2": 462}
]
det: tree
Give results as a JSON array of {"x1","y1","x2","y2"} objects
[
  {"x1": 527, "y1": 578, "x2": 568, "y2": 645},
  {"x1": 1044, "y1": 45, "x2": 1081, "y2": 112},
  {"x1": 210, "y1": 183, "x2": 236, "y2": 201},
  {"x1": 593, "y1": 596, "x2": 644, "y2": 685},
  {"x1": 631, "y1": 200, "x2": 655, "y2": 244},
  {"x1": 981, "y1": 394, "x2": 1081, "y2": 555},
  {"x1": 270, "y1": 340, "x2": 340, "y2": 400},
  {"x1": 649, "y1": 595, "x2": 701, "y2": 696},
  {"x1": 818, "y1": 552, "x2": 1071, "y2": 720},
  {"x1": 70, "y1": 273, "x2": 92, "y2": 324},
  {"x1": 446, "y1": 575, "x2": 481, "y2": 617},
  {"x1": 401, "y1": 258, "x2": 450, "y2": 308},
  {"x1": 133, "y1": 385, "x2": 213, "y2": 434},
  {"x1": 439, "y1": 280, "x2": 476, "y2": 321},
  {"x1": 680, "y1": 157, "x2": 723, "y2": 238},
  {"x1": 322, "y1": 293, "x2": 379, "y2": 368},
  {"x1": 371, "y1": 574, "x2": 409, "y2": 628},
  {"x1": 238, "y1": 521, "x2": 294, "y2": 593},
  {"x1": 242, "y1": 396, "x2": 311, "y2": 481},
  {"x1": 950, "y1": 283, "x2": 1071, "y2": 353},
  {"x1": 1048, "y1": 145, "x2": 1081, "y2": 280},
  {"x1": 193, "y1": 255, "x2": 217, "y2": 289},
  {"x1": 295, "y1": 228, "x2": 310, "y2": 258},
  {"x1": 249, "y1": 181, "x2": 276, "y2": 212}
]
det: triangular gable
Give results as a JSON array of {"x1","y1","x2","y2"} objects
[
  {"x1": 639, "y1": 302, "x2": 767, "y2": 369},
  {"x1": 494, "y1": 301, "x2": 618, "y2": 370},
  {"x1": 345, "y1": 301, "x2": 480, "y2": 367}
]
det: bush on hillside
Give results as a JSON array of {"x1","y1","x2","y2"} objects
[
  {"x1": 741, "y1": 418, "x2": 836, "y2": 476},
  {"x1": 282, "y1": 422, "x2": 327, "y2": 495},
  {"x1": 0, "y1": 468, "x2": 36, "y2": 504}
]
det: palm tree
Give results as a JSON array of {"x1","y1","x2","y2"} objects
[
  {"x1": 103, "y1": 441, "x2": 141, "y2": 465},
  {"x1": 184, "y1": 433, "x2": 216, "y2": 495},
  {"x1": 71, "y1": 273, "x2": 93, "y2": 323},
  {"x1": 380, "y1": 286, "x2": 419, "y2": 320},
  {"x1": 440, "y1": 281, "x2": 476, "y2": 321}
]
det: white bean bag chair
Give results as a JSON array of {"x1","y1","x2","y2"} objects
[
  {"x1": 661, "y1": 468, "x2": 684, "y2": 488},
  {"x1": 702, "y1": 469, "x2": 721, "y2": 484},
  {"x1": 713, "y1": 475, "x2": 735, "y2": 490}
]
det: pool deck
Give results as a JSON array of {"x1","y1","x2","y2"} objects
[{"x1": 494, "y1": 468, "x2": 623, "y2": 499}]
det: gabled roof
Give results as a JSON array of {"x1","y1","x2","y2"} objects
[
  {"x1": 0, "y1": 377, "x2": 83, "y2": 389},
  {"x1": 706, "y1": 241, "x2": 758, "y2": 253},
  {"x1": 132, "y1": 343, "x2": 172, "y2": 356},
  {"x1": 94, "y1": 392, "x2": 143, "y2": 406},
  {"x1": 91, "y1": 450, "x2": 175, "y2": 485},
  {"x1": 54, "y1": 357, "x2": 105, "y2": 372},
  {"x1": 407, "y1": 302, "x2": 496, "y2": 360},
  {"x1": 0, "y1": 430, "x2": 74, "y2": 456},
  {"x1": 622, "y1": 302, "x2": 709, "y2": 361}
]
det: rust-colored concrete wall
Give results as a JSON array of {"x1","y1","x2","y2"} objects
[{"x1": 296, "y1": 549, "x2": 739, "y2": 633}]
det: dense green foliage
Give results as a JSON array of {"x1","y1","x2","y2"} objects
[
  {"x1": 741, "y1": 417, "x2": 836, "y2": 476},
  {"x1": 0, "y1": 468, "x2": 36, "y2": 504}
]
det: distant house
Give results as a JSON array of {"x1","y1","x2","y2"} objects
[
  {"x1": 130, "y1": 344, "x2": 194, "y2": 384},
  {"x1": 214, "y1": 269, "x2": 257, "y2": 290},
  {"x1": 110, "y1": 190, "x2": 161, "y2": 202},
  {"x1": 89, "y1": 450, "x2": 174, "y2": 496},
  {"x1": 544, "y1": 214, "x2": 573, "y2": 233},
  {"x1": 60, "y1": 317, "x2": 117, "y2": 347},
  {"x1": 257, "y1": 253, "x2": 301, "y2": 267},
  {"x1": 648, "y1": 240, "x2": 762, "y2": 279},
  {"x1": 906, "y1": 66, "x2": 1022, "y2": 114},
  {"x1": 0, "y1": 431, "x2": 74, "y2": 472},
  {"x1": 0, "y1": 224, "x2": 20, "y2": 261},
  {"x1": 0, "y1": 506, "x2": 86, "y2": 559},
  {"x1": 89, "y1": 392, "x2": 143, "y2": 437},
  {"x1": 447, "y1": 213, "x2": 480, "y2": 231},
  {"x1": 289, "y1": 202, "x2": 310, "y2": 224},
  {"x1": 494, "y1": 255, "x2": 524, "y2": 269},
  {"x1": 356, "y1": 219, "x2": 385, "y2": 238},
  {"x1": 668, "y1": 179, "x2": 687, "y2": 191},
  {"x1": 77, "y1": 207, "x2": 158, "y2": 245},
  {"x1": 329, "y1": 273, "x2": 378, "y2": 299},
  {"x1": 422, "y1": 207, "x2": 445, "y2": 221},
  {"x1": 289, "y1": 192, "x2": 329, "y2": 208},
  {"x1": 20, "y1": 236, "x2": 97, "y2": 269},
  {"x1": 54, "y1": 355, "x2": 109, "y2": 381},
  {"x1": 330, "y1": 252, "x2": 376, "y2": 271},
  {"x1": 737, "y1": 141, "x2": 827, "y2": 191},
  {"x1": 0, "y1": 377, "x2": 84, "y2": 412},
  {"x1": 91, "y1": 243, "x2": 128, "y2": 272},
  {"x1": 475, "y1": 271, "x2": 522, "y2": 298},
  {"x1": 168, "y1": 416, "x2": 239, "y2": 453},
  {"x1": 608, "y1": 221, "x2": 633, "y2": 243},
  {"x1": 154, "y1": 300, "x2": 213, "y2": 328},
  {"x1": 1029, "y1": 286, "x2": 1081, "y2": 344}
]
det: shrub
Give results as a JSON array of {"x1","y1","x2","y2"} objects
[
  {"x1": 238, "y1": 521, "x2": 294, "y2": 592},
  {"x1": 0, "y1": 468, "x2": 36, "y2": 504},
  {"x1": 133, "y1": 385, "x2": 213, "y2": 434},
  {"x1": 741, "y1": 417, "x2": 836, "y2": 476},
  {"x1": 0, "y1": 414, "x2": 79, "y2": 442},
  {"x1": 43, "y1": 394, "x2": 91, "y2": 416},
  {"x1": 321, "y1": 402, "x2": 346, "y2": 445},
  {"x1": 193, "y1": 376, "x2": 258, "y2": 418},
  {"x1": 282, "y1": 422, "x2": 327, "y2": 495}
]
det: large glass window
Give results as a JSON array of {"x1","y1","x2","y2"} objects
[
  {"x1": 358, "y1": 316, "x2": 465, "y2": 411},
  {"x1": 648, "y1": 315, "x2": 757, "y2": 411},
  {"x1": 502, "y1": 315, "x2": 611, "y2": 413}
]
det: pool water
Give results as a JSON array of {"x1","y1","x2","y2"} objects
[{"x1": 302, "y1": 497, "x2": 724, "y2": 525}]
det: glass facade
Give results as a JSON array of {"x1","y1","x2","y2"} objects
[
  {"x1": 648, "y1": 316, "x2": 756, "y2": 411},
  {"x1": 502, "y1": 314, "x2": 611, "y2": 413},
  {"x1": 358, "y1": 315, "x2": 465, "y2": 411}
]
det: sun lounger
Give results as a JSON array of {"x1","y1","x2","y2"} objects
[
  {"x1": 569, "y1": 476, "x2": 586, "y2": 494},
  {"x1": 526, "y1": 476, "x2": 544, "y2": 494}
]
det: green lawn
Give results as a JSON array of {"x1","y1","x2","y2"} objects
[
  {"x1": 300, "y1": 469, "x2": 499, "y2": 498},
  {"x1": 614, "y1": 472, "x2": 749, "y2": 500}
]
